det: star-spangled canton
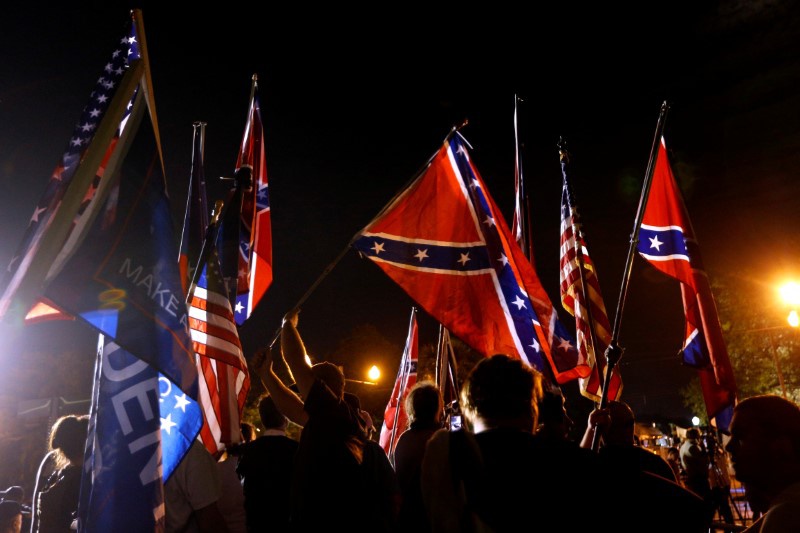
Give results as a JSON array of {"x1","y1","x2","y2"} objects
[{"x1": 0, "y1": 22, "x2": 140, "y2": 316}]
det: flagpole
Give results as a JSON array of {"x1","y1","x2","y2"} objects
[
  {"x1": 559, "y1": 140, "x2": 604, "y2": 392},
  {"x1": 265, "y1": 124, "x2": 470, "y2": 348},
  {"x1": 186, "y1": 200, "x2": 225, "y2": 305},
  {"x1": 387, "y1": 307, "x2": 416, "y2": 460},
  {"x1": 591, "y1": 101, "x2": 670, "y2": 451}
]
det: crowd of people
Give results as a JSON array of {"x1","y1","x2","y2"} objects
[{"x1": 5, "y1": 311, "x2": 800, "y2": 532}]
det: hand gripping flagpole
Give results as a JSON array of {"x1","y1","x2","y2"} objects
[{"x1": 591, "y1": 101, "x2": 670, "y2": 452}]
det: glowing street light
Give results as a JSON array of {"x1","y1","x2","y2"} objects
[
  {"x1": 780, "y1": 281, "x2": 800, "y2": 307},
  {"x1": 368, "y1": 365, "x2": 381, "y2": 382},
  {"x1": 691, "y1": 416, "x2": 700, "y2": 426},
  {"x1": 788, "y1": 310, "x2": 799, "y2": 329}
]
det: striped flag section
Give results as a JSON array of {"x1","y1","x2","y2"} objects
[
  {"x1": 559, "y1": 147, "x2": 622, "y2": 402},
  {"x1": 188, "y1": 245, "x2": 250, "y2": 455}
]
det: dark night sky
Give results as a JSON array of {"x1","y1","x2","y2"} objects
[{"x1": 2, "y1": 2, "x2": 800, "y2": 423}]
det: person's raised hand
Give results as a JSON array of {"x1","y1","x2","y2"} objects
[{"x1": 282, "y1": 308, "x2": 300, "y2": 328}]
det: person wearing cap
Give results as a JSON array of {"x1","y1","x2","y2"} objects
[{"x1": 0, "y1": 499, "x2": 27, "y2": 533}]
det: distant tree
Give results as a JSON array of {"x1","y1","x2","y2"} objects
[{"x1": 680, "y1": 271, "x2": 800, "y2": 423}]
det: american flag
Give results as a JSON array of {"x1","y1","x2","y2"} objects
[
  {"x1": 636, "y1": 137, "x2": 736, "y2": 431},
  {"x1": 233, "y1": 76, "x2": 272, "y2": 325},
  {"x1": 380, "y1": 307, "x2": 418, "y2": 460},
  {"x1": 189, "y1": 244, "x2": 250, "y2": 455},
  {"x1": 559, "y1": 147, "x2": 622, "y2": 402},
  {"x1": 0, "y1": 21, "x2": 140, "y2": 321}
]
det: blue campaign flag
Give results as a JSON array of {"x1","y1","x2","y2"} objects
[
  {"x1": 43, "y1": 88, "x2": 197, "y2": 398},
  {"x1": 79, "y1": 338, "x2": 202, "y2": 531}
]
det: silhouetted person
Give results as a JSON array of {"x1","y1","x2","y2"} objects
[
  {"x1": 422, "y1": 354, "x2": 602, "y2": 532},
  {"x1": 258, "y1": 309, "x2": 398, "y2": 532},
  {"x1": 240, "y1": 422, "x2": 257, "y2": 443},
  {"x1": 0, "y1": 500, "x2": 26, "y2": 533},
  {"x1": 393, "y1": 381, "x2": 443, "y2": 533},
  {"x1": 681, "y1": 427, "x2": 711, "y2": 498},
  {"x1": 581, "y1": 400, "x2": 709, "y2": 532},
  {"x1": 582, "y1": 400, "x2": 677, "y2": 482},
  {"x1": 229, "y1": 394, "x2": 299, "y2": 533},
  {"x1": 706, "y1": 432, "x2": 735, "y2": 527},
  {"x1": 726, "y1": 394, "x2": 800, "y2": 531},
  {"x1": 33, "y1": 414, "x2": 88, "y2": 533}
]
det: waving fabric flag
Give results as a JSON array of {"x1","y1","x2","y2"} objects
[
  {"x1": 188, "y1": 243, "x2": 250, "y2": 455},
  {"x1": 178, "y1": 122, "x2": 209, "y2": 294},
  {"x1": 37, "y1": 12, "x2": 203, "y2": 529},
  {"x1": 232, "y1": 77, "x2": 272, "y2": 324},
  {"x1": 559, "y1": 149, "x2": 622, "y2": 402},
  {"x1": 380, "y1": 307, "x2": 418, "y2": 460},
  {"x1": 353, "y1": 133, "x2": 581, "y2": 382},
  {"x1": 0, "y1": 19, "x2": 142, "y2": 323},
  {"x1": 636, "y1": 137, "x2": 737, "y2": 431},
  {"x1": 79, "y1": 337, "x2": 202, "y2": 532}
]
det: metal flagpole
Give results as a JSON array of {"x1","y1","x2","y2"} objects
[{"x1": 591, "y1": 101, "x2": 670, "y2": 451}]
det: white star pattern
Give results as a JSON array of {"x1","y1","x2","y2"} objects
[
  {"x1": 498, "y1": 254, "x2": 509, "y2": 266},
  {"x1": 235, "y1": 301, "x2": 244, "y2": 314},
  {"x1": 414, "y1": 249, "x2": 429, "y2": 261},
  {"x1": 649, "y1": 235, "x2": 663, "y2": 251},
  {"x1": 512, "y1": 295, "x2": 526, "y2": 310},
  {"x1": 483, "y1": 216, "x2": 495, "y2": 227},
  {"x1": 371, "y1": 242, "x2": 385, "y2": 254},
  {"x1": 161, "y1": 413, "x2": 177, "y2": 435},
  {"x1": 174, "y1": 394, "x2": 191, "y2": 413},
  {"x1": 529, "y1": 338, "x2": 540, "y2": 352},
  {"x1": 557, "y1": 337, "x2": 574, "y2": 351},
  {"x1": 458, "y1": 253, "x2": 471, "y2": 265}
]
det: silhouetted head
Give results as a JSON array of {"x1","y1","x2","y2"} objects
[
  {"x1": 604, "y1": 401, "x2": 636, "y2": 446},
  {"x1": 258, "y1": 395, "x2": 288, "y2": 431},
  {"x1": 685, "y1": 427, "x2": 701, "y2": 440},
  {"x1": 49, "y1": 414, "x2": 89, "y2": 468},
  {"x1": 405, "y1": 381, "x2": 443, "y2": 429},
  {"x1": 461, "y1": 354, "x2": 542, "y2": 432},
  {"x1": 311, "y1": 361, "x2": 346, "y2": 398},
  {"x1": 726, "y1": 395, "x2": 800, "y2": 493},
  {"x1": 536, "y1": 388, "x2": 572, "y2": 439}
]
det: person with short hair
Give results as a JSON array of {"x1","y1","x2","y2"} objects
[
  {"x1": 228, "y1": 394, "x2": 299, "y2": 533},
  {"x1": 393, "y1": 381, "x2": 443, "y2": 532},
  {"x1": 726, "y1": 394, "x2": 800, "y2": 531}
]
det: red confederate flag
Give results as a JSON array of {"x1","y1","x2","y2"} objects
[
  {"x1": 353, "y1": 132, "x2": 581, "y2": 382},
  {"x1": 380, "y1": 307, "x2": 418, "y2": 459},
  {"x1": 233, "y1": 77, "x2": 272, "y2": 324},
  {"x1": 636, "y1": 137, "x2": 736, "y2": 431}
]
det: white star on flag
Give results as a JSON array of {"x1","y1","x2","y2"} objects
[
  {"x1": 483, "y1": 216, "x2": 495, "y2": 227},
  {"x1": 529, "y1": 338, "x2": 540, "y2": 352},
  {"x1": 371, "y1": 242, "x2": 385, "y2": 254},
  {"x1": 174, "y1": 393, "x2": 191, "y2": 413},
  {"x1": 161, "y1": 413, "x2": 177, "y2": 435},
  {"x1": 414, "y1": 249, "x2": 429, "y2": 261},
  {"x1": 649, "y1": 235, "x2": 663, "y2": 251},
  {"x1": 235, "y1": 301, "x2": 244, "y2": 314},
  {"x1": 458, "y1": 252, "x2": 471, "y2": 265},
  {"x1": 557, "y1": 337, "x2": 574, "y2": 351},
  {"x1": 498, "y1": 254, "x2": 509, "y2": 266},
  {"x1": 512, "y1": 295, "x2": 526, "y2": 310}
]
